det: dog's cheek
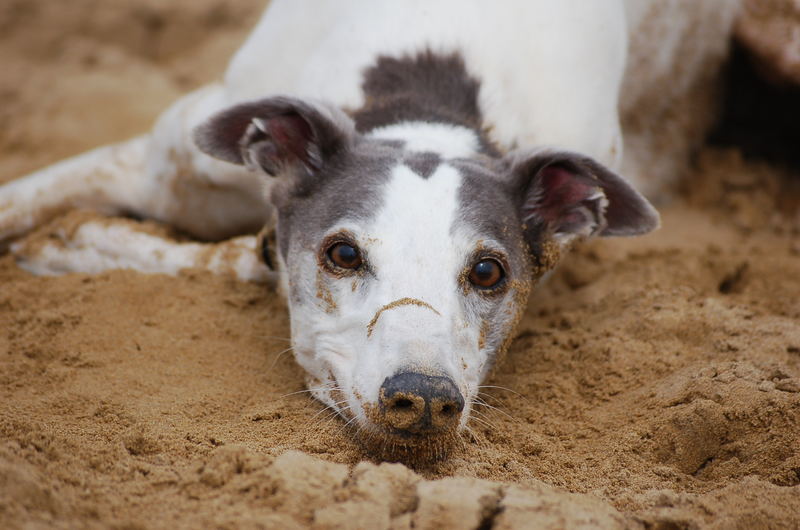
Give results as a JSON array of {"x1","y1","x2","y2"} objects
[{"x1": 466, "y1": 287, "x2": 527, "y2": 383}]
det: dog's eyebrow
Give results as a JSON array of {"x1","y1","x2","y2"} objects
[{"x1": 366, "y1": 297, "x2": 441, "y2": 338}]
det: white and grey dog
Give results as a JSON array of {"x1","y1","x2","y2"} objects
[{"x1": 0, "y1": 1, "x2": 738, "y2": 461}]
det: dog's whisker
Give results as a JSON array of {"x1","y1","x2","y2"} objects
[
  {"x1": 471, "y1": 396, "x2": 490, "y2": 406},
  {"x1": 470, "y1": 414, "x2": 496, "y2": 429},
  {"x1": 342, "y1": 414, "x2": 360, "y2": 429},
  {"x1": 469, "y1": 416, "x2": 495, "y2": 430},
  {"x1": 309, "y1": 406, "x2": 354, "y2": 435},
  {"x1": 307, "y1": 401, "x2": 351, "y2": 429},
  {"x1": 463, "y1": 424, "x2": 487, "y2": 449},
  {"x1": 306, "y1": 398, "x2": 347, "y2": 423},
  {"x1": 267, "y1": 346, "x2": 295, "y2": 370},
  {"x1": 305, "y1": 397, "x2": 344, "y2": 422},
  {"x1": 471, "y1": 398, "x2": 516, "y2": 421},
  {"x1": 306, "y1": 408, "x2": 339, "y2": 432},
  {"x1": 477, "y1": 385, "x2": 523, "y2": 396},
  {"x1": 307, "y1": 403, "x2": 334, "y2": 420},
  {"x1": 471, "y1": 404, "x2": 495, "y2": 419},
  {"x1": 475, "y1": 392, "x2": 503, "y2": 405},
  {"x1": 278, "y1": 383, "x2": 338, "y2": 400}
]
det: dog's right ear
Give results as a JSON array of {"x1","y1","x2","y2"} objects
[{"x1": 193, "y1": 96, "x2": 356, "y2": 177}]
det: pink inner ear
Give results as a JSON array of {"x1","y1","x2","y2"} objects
[
  {"x1": 266, "y1": 113, "x2": 314, "y2": 166},
  {"x1": 534, "y1": 165, "x2": 596, "y2": 224}
]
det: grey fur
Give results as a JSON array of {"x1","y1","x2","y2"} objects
[
  {"x1": 353, "y1": 50, "x2": 499, "y2": 156},
  {"x1": 270, "y1": 137, "x2": 402, "y2": 262},
  {"x1": 403, "y1": 151, "x2": 441, "y2": 179}
]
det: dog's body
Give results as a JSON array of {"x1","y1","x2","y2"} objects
[{"x1": 0, "y1": 0, "x2": 739, "y2": 461}]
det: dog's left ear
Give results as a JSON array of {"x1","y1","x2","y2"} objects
[
  {"x1": 509, "y1": 149, "x2": 660, "y2": 246},
  {"x1": 193, "y1": 96, "x2": 356, "y2": 177}
]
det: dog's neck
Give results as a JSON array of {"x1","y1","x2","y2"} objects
[{"x1": 351, "y1": 50, "x2": 499, "y2": 157}]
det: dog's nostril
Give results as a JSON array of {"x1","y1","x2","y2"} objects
[
  {"x1": 395, "y1": 398, "x2": 414, "y2": 409},
  {"x1": 381, "y1": 393, "x2": 426, "y2": 431},
  {"x1": 441, "y1": 404, "x2": 455, "y2": 416}
]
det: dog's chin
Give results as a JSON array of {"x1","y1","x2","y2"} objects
[
  {"x1": 316, "y1": 389, "x2": 464, "y2": 464},
  {"x1": 353, "y1": 422, "x2": 463, "y2": 465}
]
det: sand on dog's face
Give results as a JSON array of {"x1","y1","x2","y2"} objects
[{"x1": 2, "y1": 1, "x2": 800, "y2": 528}]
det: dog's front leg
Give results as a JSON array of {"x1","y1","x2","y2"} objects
[
  {"x1": 10, "y1": 210, "x2": 271, "y2": 283},
  {"x1": 0, "y1": 136, "x2": 149, "y2": 249},
  {"x1": 0, "y1": 84, "x2": 267, "y2": 251}
]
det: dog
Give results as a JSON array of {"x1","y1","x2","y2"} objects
[{"x1": 0, "y1": 0, "x2": 739, "y2": 461}]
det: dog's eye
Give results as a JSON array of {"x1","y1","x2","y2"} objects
[
  {"x1": 469, "y1": 259, "x2": 505, "y2": 289},
  {"x1": 328, "y1": 242, "x2": 362, "y2": 270},
  {"x1": 260, "y1": 237, "x2": 274, "y2": 270}
]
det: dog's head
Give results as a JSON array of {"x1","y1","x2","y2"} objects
[{"x1": 195, "y1": 97, "x2": 658, "y2": 462}]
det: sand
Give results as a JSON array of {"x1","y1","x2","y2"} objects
[{"x1": 1, "y1": 1, "x2": 799, "y2": 528}]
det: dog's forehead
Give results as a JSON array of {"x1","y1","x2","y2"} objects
[
  {"x1": 277, "y1": 138, "x2": 519, "y2": 262},
  {"x1": 341, "y1": 146, "x2": 510, "y2": 250},
  {"x1": 368, "y1": 158, "x2": 465, "y2": 252}
]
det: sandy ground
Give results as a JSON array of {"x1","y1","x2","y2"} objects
[{"x1": 2, "y1": 1, "x2": 800, "y2": 528}]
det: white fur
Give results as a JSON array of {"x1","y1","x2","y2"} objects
[
  {"x1": 368, "y1": 122, "x2": 481, "y2": 159},
  {"x1": 0, "y1": 137, "x2": 150, "y2": 244},
  {"x1": 12, "y1": 216, "x2": 266, "y2": 281},
  {"x1": 620, "y1": 0, "x2": 740, "y2": 196},
  {"x1": 229, "y1": 0, "x2": 626, "y2": 167}
]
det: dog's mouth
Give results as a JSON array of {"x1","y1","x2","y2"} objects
[
  {"x1": 359, "y1": 428, "x2": 463, "y2": 463},
  {"x1": 356, "y1": 404, "x2": 464, "y2": 463},
  {"x1": 322, "y1": 396, "x2": 465, "y2": 463},
  {"x1": 310, "y1": 374, "x2": 467, "y2": 463},
  {"x1": 349, "y1": 401, "x2": 465, "y2": 464}
]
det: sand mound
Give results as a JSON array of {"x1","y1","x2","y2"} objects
[{"x1": 2, "y1": 1, "x2": 799, "y2": 528}]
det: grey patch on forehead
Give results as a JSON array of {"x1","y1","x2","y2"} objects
[
  {"x1": 450, "y1": 158, "x2": 522, "y2": 252},
  {"x1": 271, "y1": 138, "x2": 402, "y2": 260},
  {"x1": 353, "y1": 49, "x2": 500, "y2": 157},
  {"x1": 403, "y1": 151, "x2": 441, "y2": 179}
]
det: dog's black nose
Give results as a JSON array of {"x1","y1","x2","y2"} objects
[{"x1": 378, "y1": 372, "x2": 464, "y2": 434}]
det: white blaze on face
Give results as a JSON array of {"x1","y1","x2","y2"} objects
[{"x1": 353, "y1": 162, "x2": 476, "y2": 391}]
